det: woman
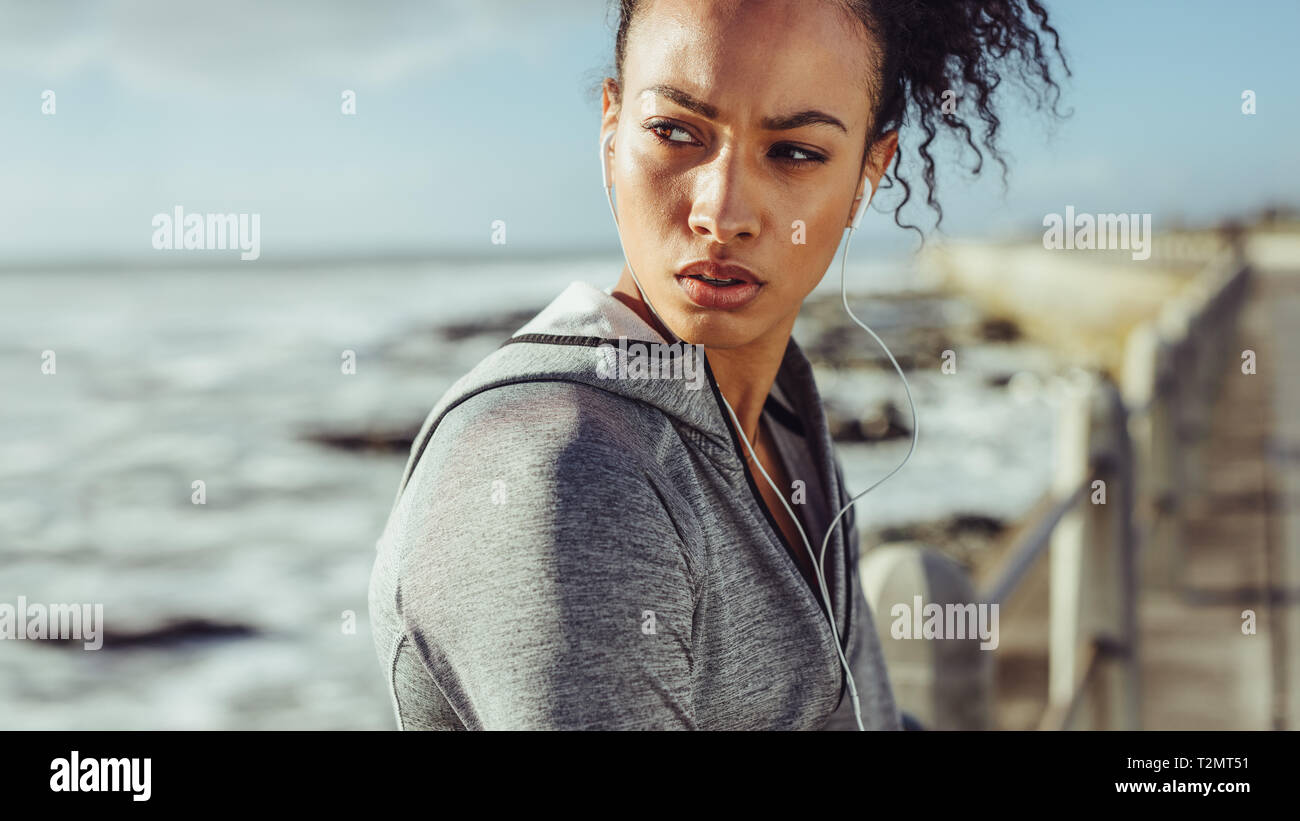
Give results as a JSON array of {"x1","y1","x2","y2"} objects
[{"x1": 369, "y1": 0, "x2": 1068, "y2": 730}]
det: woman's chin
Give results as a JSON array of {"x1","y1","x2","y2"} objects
[{"x1": 663, "y1": 311, "x2": 768, "y2": 351}]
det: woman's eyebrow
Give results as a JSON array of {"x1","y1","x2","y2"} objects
[
  {"x1": 762, "y1": 109, "x2": 848, "y2": 134},
  {"x1": 639, "y1": 84, "x2": 848, "y2": 134}
]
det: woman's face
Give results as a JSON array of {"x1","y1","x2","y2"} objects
[{"x1": 601, "y1": 0, "x2": 896, "y2": 350}]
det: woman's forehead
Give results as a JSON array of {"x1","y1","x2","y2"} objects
[{"x1": 623, "y1": 0, "x2": 875, "y2": 128}]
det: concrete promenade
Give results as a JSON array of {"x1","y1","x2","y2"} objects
[
  {"x1": 1136, "y1": 262, "x2": 1300, "y2": 730},
  {"x1": 988, "y1": 258, "x2": 1299, "y2": 730}
]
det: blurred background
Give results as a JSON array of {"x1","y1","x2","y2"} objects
[{"x1": 1, "y1": 0, "x2": 1296, "y2": 729}]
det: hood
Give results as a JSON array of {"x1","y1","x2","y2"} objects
[{"x1": 390, "y1": 279, "x2": 840, "y2": 511}]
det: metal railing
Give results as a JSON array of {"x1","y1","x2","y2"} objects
[{"x1": 862, "y1": 243, "x2": 1253, "y2": 730}]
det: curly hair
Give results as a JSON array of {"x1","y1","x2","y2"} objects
[{"x1": 598, "y1": 0, "x2": 1072, "y2": 241}]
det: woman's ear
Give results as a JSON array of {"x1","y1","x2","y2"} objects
[
  {"x1": 849, "y1": 176, "x2": 874, "y2": 230},
  {"x1": 600, "y1": 78, "x2": 621, "y2": 153},
  {"x1": 848, "y1": 129, "x2": 900, "y2": 227}
]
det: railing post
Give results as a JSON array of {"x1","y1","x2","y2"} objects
[
  {"x1": 1047, "y1": 370, "x2": 1093, "y2": 724},
  {"x1": 860, "y1": 543, "x2": 994, "y2": 730},
  {"x1": 1094, "y1": 379, "x2": 1142, "y2": 730},
  {"x1": 1180, "y1": 280, "x2": 1215, "y2": 501},
  {"x1": 1145, "y1": 331, "x2": 1183, "y2": 589},
  {"x1": 1122, "y1": 321, "x2": 1159, "y2": 511}
]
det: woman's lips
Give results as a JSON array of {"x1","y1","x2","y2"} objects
[
  {"x1": 675, "y1": 273, "x2": 763, "y2": 310},
  {"x1": 677, "y1": 260, "x2": 761, "y2": 285}
]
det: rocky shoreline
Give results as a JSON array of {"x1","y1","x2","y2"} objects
[{"x1": 301, "y1": 286, "x2": 1045, "y2": 573}]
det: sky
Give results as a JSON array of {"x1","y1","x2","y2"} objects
[{"x1": 1, "y1": 0, "x2": 1297, "y2": 265}]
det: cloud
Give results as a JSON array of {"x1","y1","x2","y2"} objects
[{"x1": 0, "y1": 0, "x2": 605, "y2": 93}]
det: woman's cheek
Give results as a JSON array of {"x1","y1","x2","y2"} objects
[
  {"x1": 780, "y1": 209, "x2": 839, "y2": 293},
  {"x1": 628, "y1": 172, "x2": 677, "y2": 240}
]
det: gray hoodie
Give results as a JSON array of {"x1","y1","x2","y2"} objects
[{"x1": 367, "y1": 279, "x2": 902, "y2": 730}]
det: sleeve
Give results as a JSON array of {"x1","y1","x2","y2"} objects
[{"x1": 395, "y1": 385, "x2": 699, "y2": 730}]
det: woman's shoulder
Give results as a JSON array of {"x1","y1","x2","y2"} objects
[
  {"x1": 398, "y1": 379, "x2": 682, "y2": 520},
  {"x1": 390, "y1": 377, "x2": 697, "y2": 570},
  {"x1": 433, "y1": 378, "x2": 666, "y2": 461}
]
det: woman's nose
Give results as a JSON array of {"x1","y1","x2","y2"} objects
[{"x1": 687, "y1": 148, "x2": 761, "y2": 244}]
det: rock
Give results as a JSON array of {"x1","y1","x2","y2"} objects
[
  {"x1": 438, "y1": 307, "x2": 539, "y2": 342},
  {"x1": 979, "y1": 316, "x2": 1022, "y2": 342},
  {"x1": 799, "y1": 292, "x2": 959, "y2": 373},
  {"x1": 827, "y1": 398, "x2": 912, "y2": 443},
  {"x1": 300, "y1": 426, "x2": 420, "y2": 455},
  {"x1": 41, "y1": 618, "x2": 259, "y2": 651},
  {"x1": 867, "y1": 513, "x2": 1009, "y2": 572}
]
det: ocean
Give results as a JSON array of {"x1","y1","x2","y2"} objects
[{"x1": 0, "y1": 257, "x2": 1058, "y2": 729}]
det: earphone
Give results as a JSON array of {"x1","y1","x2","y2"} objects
[{"x1": 601, "y1": 129, "x2": 918, "y2": 731}]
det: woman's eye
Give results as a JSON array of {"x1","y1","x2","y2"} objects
[
  {"x1": 643, "y1": 121, "x2": 696, "y2": 144},
  {"x1": 770, "y1": 144, "x2": 828, "y2": 165},
  {"x1": 642, "y1": 121, "x2": 827, "y2": 166}
]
